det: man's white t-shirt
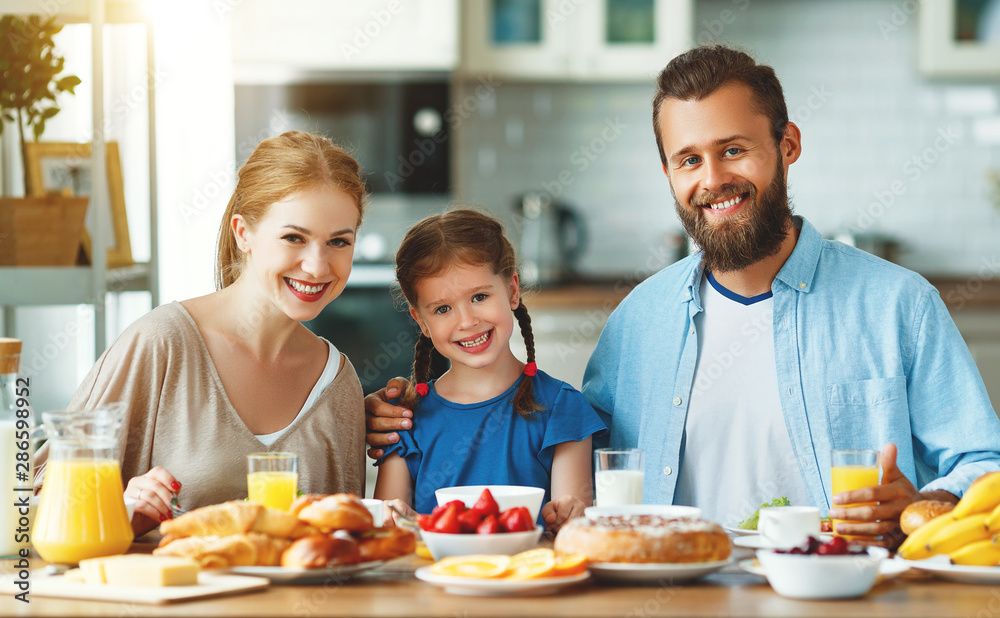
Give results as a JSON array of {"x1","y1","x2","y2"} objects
[{"x1": 672, "y1": 273, "x2": 811, "y2": 525}]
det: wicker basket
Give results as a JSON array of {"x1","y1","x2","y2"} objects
[{"x1": 0, "y1": 196, "x2": 89, "y2": 266}]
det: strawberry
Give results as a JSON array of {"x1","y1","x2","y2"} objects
[
  {"x1": 499, "y1": 506, "x2": 534, "y2": 533},
  {"x1": 433, "y1": 500, "x2": 466, "y2": 516},
  {"x1": 476, "y1": 513, "x2": 502, "y2": 535},
  {"x1": 431, "y1": 502, "x2": 463, "y2": 534},
  {"x1": 470, "y1": 489, "x2": 500, "y2": 519},
  {"x1": 415, "y1": 513, "x2": 436, "y2": 532},
  {"x1": 457, "y1": 509, "x2": 483, "y2": 533}
]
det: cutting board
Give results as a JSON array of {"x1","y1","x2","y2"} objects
[{"x1": 0, "y1": 570, "x2": 269, "y2": 604}]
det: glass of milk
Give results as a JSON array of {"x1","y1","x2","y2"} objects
[{"x1": 594, "y1": 448, "x2": 645, "y2": 507}]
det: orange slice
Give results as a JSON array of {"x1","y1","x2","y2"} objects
[
  {"x1": 504, "y1": 549, "x2": 556, "y2": 580},
  {"x1": 553, "y1": 553, "x2": 588, "y2": 577},
  {"x1": 430, "y1": 555, "x2": 512, "y2": 578},
  {"x1": 414, "y1": 541, "x2": 432, "y2": 560}
]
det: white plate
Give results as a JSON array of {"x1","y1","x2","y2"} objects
[
  {"x1": 733, "y1": 535, "x2": 834, "y2": 550},
  {"x1": 900, "y1": 555, "x2": 1000, "y2": 584},
  {"x1": 226, "y1": 560, "x2": 384, "y2": 584},
  {"x1": 723, "y1": 524, "x2": 759, "y2": 536},
  {"x1": 587, "y1": 559, "x2": 731, "y2": 583},
  {"x1": 414, "y1": 566, "x2": 589, "y2": 596},
  {"x1": 740, "y1": 557, "x2": 909, "y2": 581}
]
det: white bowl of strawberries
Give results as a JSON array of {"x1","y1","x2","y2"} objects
[{"x1": 418, "y1": 488, "x2": 544, "y2": 561}]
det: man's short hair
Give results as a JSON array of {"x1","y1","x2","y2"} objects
[{"x1": 652, "y1": 45, "x2": 789, "y2": 166}]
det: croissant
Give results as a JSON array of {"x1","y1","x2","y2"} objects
[
  {"x1": 160, "y1": 500, "x2": 313, "y2": 539},
  {"x1": 153, "y1": 532, "x2": 290, "y2": 568}
]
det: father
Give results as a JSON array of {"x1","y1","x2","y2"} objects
[{"x1": 366, "y1": 46, "x2": 1000, "y2": 546}]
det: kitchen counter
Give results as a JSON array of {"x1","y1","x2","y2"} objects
[
  {"x1": 525, "y1": 278, "x2": 1000, "y2": 310},
  {"x1": 2, "y1": 544, "x2": 996, "y2": 617}
]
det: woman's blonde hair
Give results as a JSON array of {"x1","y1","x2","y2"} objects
[{"x1": 215, "y1": 131, "x2": 368, "y2": 290}]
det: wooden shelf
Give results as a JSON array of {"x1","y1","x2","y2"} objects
[{"x1": 0, "y1": 263, "x2": 151, "y2": 305}]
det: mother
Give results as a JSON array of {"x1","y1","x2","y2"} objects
[{"x1": 33, "y1": 131, "x2": 369, "y2": 535}]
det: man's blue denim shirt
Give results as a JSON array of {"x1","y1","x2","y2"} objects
[{"x1": 583, "y1": 217, "x2": 1000, "y2": 511}]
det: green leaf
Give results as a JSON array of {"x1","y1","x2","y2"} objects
[
  {"x1": 32, "y1": 120, "x2": 44, "y2": 139},
  {"x1": 40, "y1": 106, "x2": 58, "y2": 120}
]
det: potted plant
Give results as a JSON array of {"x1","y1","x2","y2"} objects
[{"x1": 0, "y1": 13, "x2": 87, "y2": 266}]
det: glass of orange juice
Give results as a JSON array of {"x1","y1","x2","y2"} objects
[
  {"x1": 247, "y1": 452, "x2": 298, "y2": 511},
  {"x1": 831, "y1": 449, "x2": 879, "y2": 537}
]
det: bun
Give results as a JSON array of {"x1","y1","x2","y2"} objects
[
  {"x1": 281, "y1": 534, "x2": 361, "y2": 569},
  {"x1": 153, "y1": 532, "x2": 289, "y2": 568},
  {"x1": 900, "y1": 500, "x2": 955, "y2": 535},
  {"x1": 293, "y1": 494, "x2": 374, "y2": 532},
  {"x1": 160, "y1": 500, "x2": 309, "y2": 539},
  {"x1": 554, "y1": 516, "x2": 731, "y2": 564},
  {"x1": 355, "y1": 527, "x2": 416, "y2": 562}
]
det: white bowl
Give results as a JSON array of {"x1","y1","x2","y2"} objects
[
  {"x1": 756, "y1": 546, "x2": 888, "y2": 600},
  {"x1": 421, "y1": 525, "x2": 544, "y2": 561},
  {"x1": 435, "y1": 485, "x2": 545, "y2": 522},
  {"x1": 584, "y1": 504, "x2": 701, "y2": 519}
]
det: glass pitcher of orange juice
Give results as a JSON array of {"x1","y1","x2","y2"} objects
[{"x1": 32, "y1": 405, "x2": 134, "y2": 564}]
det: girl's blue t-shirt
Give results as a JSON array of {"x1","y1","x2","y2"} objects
[{"x1": 380, "y1": 370, "x2": 607, "y2": 516}]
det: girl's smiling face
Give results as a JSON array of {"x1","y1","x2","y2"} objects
[
  {"x1": 233, "y1": 184, "x2": 359, "y2": 322},
  {"x1": 409, "y1": 263, "x2": 520, "y2": 374}
]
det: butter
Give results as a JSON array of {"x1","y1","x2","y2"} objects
[{"x1": 77, "y1": 555, "x2": 200, "y2": 586}]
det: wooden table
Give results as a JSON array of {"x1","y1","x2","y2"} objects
[{"x1": 0, "y1": 542, "x2": 993, "y2": 617}]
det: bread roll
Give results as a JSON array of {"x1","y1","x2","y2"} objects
[
  {"x1": 293, "y1": 494, "x2": 374, "y2": 532},
  {"x1": 281, "y1": 534, "x2": 361, "y2": 569},
  {"x1": 900, "y1": 500, "x2": 955, "y2": 535}
]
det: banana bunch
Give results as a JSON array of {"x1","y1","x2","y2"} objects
[{"x1": 898, "y1": 472, "x2": 1000, "y2": 566}]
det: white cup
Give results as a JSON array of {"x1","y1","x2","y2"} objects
[
  {"x1": 758, "y1": 506, "x2": 821, "y2": 548},
  {"x1": 361, "y1": 499, "x2": 384, "y2": 527}
]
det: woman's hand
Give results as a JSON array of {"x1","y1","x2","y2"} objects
[
  {"x1": 542, "y1": 496, "x2": 586, "y2": 533},
  {"x1": 365, "y1": 377, "x2": 413, "y2": 460},
  {"x1": 124, "y1": 466, "x2": 181, "y2": 536},
  {"x1": 383, "y1": 499, "x2": 416, "y2": 527}
]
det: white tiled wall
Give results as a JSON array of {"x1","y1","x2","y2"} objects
[{"x1": 453, "y1": 0, "x2": 1000, "y2": 278}]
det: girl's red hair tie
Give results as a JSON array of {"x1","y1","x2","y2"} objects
[
  {"x1": 415, "y1": 383, "x2": 429, "y2": 397},
  {"x1": 523, "y1": 362, "x2": 538, "y2": 377}
]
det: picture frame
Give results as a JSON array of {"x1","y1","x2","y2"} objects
[
  {"x1": 24, "y1": 141, "x2": 134, "y2": 268},
  {"x1": 919, "y1": 0, "x2": 1000, "y2": 77}
]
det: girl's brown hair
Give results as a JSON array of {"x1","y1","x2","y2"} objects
[
  {"x1": 395, "y1": 208, "x2": 541, "y2": 418},
  {"x1": 215, "y1": 131, "x2": 368, "y2": 290}
]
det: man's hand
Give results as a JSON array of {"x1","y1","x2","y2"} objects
[
  {"x1": 827, "y1": 443, "x2": 954, "y2": 549},
  {"x1": 365, "y1": 377, "x2": 413, "y2": 460}
]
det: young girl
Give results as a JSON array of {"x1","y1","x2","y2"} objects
[{"x1": 374, "y1": 209, "x2": 606, "y2": 532}]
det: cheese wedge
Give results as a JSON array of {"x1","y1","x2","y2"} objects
[{"x1": 77, "y1": 555, "x2": 200, "y2": 586}]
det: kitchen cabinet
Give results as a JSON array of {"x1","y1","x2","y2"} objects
[
  {"x1": 0, "y1": 0, "x2": 160, "y2": 356},
  {"x1": 461, "y1": 0, "x2": 692, "y2": 81},
  {"x1": 918, "y1": 0, "x2": 1000, "y2": 77},
  {"x1": 231, "y1": 0, "x2": 459, "y2": 80},
  {"x1": 513, "y1": 305, "x2": 611, "y2": 389}
]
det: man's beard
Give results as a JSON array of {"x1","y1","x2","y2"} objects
[{"x1": 674, "y1": 155, "x2": 793, "y2": 274}]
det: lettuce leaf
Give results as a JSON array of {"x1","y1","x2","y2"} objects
[{"x1": 737, "y1": 497, "x2": 791, "y2": 530}]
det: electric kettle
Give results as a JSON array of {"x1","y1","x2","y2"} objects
[{"x1": 513, "y1": 193, "x2": 587, "y2": 286}]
